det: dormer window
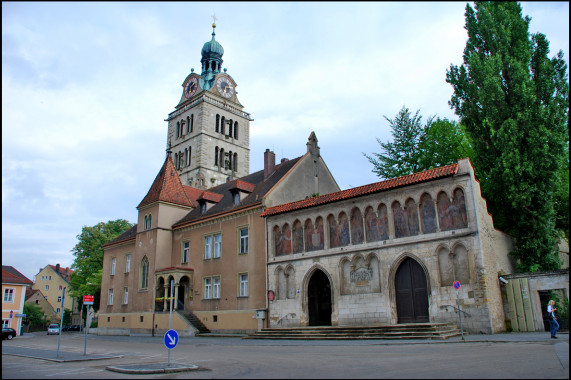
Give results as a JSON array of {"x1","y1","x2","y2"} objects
[
  {"x1": 233, "y1": 192, "x2": 240, "y2": 205},
  {"x1": 201, "y1": 202, "x2": 207, "y2": 215}
]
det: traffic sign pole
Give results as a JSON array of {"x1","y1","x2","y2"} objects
[
  {"x1": 168, "y1": 280, "x2": 174, "y2": 366},
  {"x1": 453, "y1": 281, "x2": 464, "y2": 341}
]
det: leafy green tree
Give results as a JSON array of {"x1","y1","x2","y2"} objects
[
  {"x1": 418, "y1": 118, "x2": 474, "y2": 170},
  {"x1": 446, "y1": 2, "x2": 569, "y2": 272},
  {"x1": 364, "y1": 107, "x2": 433, "y2": 179},
  {"x1": 23, "y1": 303, "x2": 45, "y2": 327},
  {"x1": 69, "y1": 219, "x2": 133, "y2": 311},
  {"x1": 364, "y1": 107, "x2": 472, "y2": 179},
  {"x1": 554, "y1": 147, "x2": 569, "y2": 243}
]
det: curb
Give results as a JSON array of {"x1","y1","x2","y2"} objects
[{"x1": 106, "y1": 363, "x2": 200, "y2": 374}]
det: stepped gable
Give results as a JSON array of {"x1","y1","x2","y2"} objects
[
  {"x1": 2, "y1": 266, "x2": 33, "y2": 285},
  {"x1": 103, "y1": 225, "x2": 138, "y2": 248},
  {"x1": 261, "y1": 163, "x2": 459, "y2": 217},
  {"x1": 173, "y1": 156, "x2": 302, "y2": 227},
  {"x1": 137, "y1": 155, "x2": 194, "y2": 209}
]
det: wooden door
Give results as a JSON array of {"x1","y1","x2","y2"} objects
[
  {"x1": 395, "y1": 258, "x2": 429, "y2": 323},
  {"x1": 308, "y1": 270, "x2": 332, "y2": 326}
]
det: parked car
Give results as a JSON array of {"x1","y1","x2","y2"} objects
[
  {"x1": 61, "y1": 325, "x2": 70, "y2": 331},
  {"x1": 47, "y1": 324, "x2": 60, "y2": 335},
  {"x1": 2, "y1": 328, "x2": 17, "y2": 340},
  {"x1": 68, "y1": 325, "x2": 81, "y2": 332}
]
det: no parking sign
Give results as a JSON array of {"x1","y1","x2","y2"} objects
[{"x1": 453, "y1": 281, "x2": 461, "y2": 290}]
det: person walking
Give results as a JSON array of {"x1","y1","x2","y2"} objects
[{"x1": 547, "y1": 300, "x2": 559, "y2": 339}]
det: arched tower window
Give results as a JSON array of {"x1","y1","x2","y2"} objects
[
  {"x1": 140, "y1": 256, "x2": 149, "y2": 289},
  {"x1": 233, "y1": 153, "x2": 238, "y2": 171},
  {"x1": 228, "y1": 151, "x2": 233, "y2": 170},
  {"x1": 215, "y1": 147, "x2": 219, "y2": 166},
  {"x1": 216, "y1": 114, "x2": 220, "y2": 133},
  {"x1": 186, "y1": 116, "x2": 191, "y2": 134},
  {"x1": 176, "y1": 122, "x2": 180, "y2": 139},
  {"x1": 220, "y1": 116, "x2": 225, "y2": 135},
  {"x1": 188, "y1": 147, "x2": 192, "y2": 166},
  {"x1": 234, "y1": 122, "x2": 238, "y2": 139},
  {"x1": 174, "y1": 153, "x2": 179, "y2": 169},
  {"x1": 228, "y1": 119, "x2": 233, "y2": 137},
  {"x1": 219, "y1": 148, "x2": 225, "y2": 169},
  {"x1": 190, "y1": 114, "x2": 194, "y2": 133}
]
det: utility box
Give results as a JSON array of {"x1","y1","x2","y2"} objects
[{"x1": 255, "y1": 309, "x2": 266, "y2": 331}]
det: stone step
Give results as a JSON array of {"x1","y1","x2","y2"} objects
[{"x1": 245, "y1": 323, "x2": 462, "y2": 340}]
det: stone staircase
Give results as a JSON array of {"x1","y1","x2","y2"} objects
[
  {"x1": 178, "y1": 310, "x2": 210, "y2": 334},
  {"x1": 245, "y1": 322, "x2": 462, "y2": 340}
]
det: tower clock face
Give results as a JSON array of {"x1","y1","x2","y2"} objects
[
  {"x1": 216, "y1": 76, "x2": 234, "y2": 98},
  {"x1": 184, "y1": 77, "x2": 198, "y2": 99}
]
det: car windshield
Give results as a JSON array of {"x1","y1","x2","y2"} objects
[{"x1": 49, "y1": 325, "x2": 59, "y2": 328}]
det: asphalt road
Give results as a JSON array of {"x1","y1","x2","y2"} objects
[{"x1": 2, "y1": 331, "x2": 569, "y2": 379}]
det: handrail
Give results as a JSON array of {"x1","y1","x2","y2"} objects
[
  {"x1": 440, "y1": 304, "x2": 471, "y2": 317},
  {"x1": 277, "y1": 313, "x2": 296, "y2": 325}
]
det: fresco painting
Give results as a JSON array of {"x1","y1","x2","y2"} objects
[
  {"x1": 350, "y1": 208, "x2": 364, "y2": 244},
  {"x1": 420, "y1": 194, "x2": 437, "y2": 234}
]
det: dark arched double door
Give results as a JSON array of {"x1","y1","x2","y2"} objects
[
  {"x1": 395, "y1": 258, "x2": 429, "y2": 323},
  {"x1": 308, "y1": 269, "x2": 332, "y2": 326}
]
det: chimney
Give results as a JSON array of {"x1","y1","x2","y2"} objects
[
  {"x1": 55, "y1": 263, "x2": 60, "y2": 273},
  {"x1": 264, "y1": 149, "x2": 276, "y2": 179}
]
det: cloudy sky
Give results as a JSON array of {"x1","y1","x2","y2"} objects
[{"x1": 2, "y1": 2, "x2": 569, "y2": 282}]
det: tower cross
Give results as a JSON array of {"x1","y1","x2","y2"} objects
[{"x1": 212, "y1": 13, "x2": 217, "y2": 24}]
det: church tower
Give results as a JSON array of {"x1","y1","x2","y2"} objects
[{"x1": 165, "y1": 21, "x2": 252, "y2": 189}]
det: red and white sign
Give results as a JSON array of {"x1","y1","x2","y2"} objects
[{"x1": 83, "y1": 295, "x2": 94, "y2": 305}]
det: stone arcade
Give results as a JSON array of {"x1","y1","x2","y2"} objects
[{"x1": 262, "y1": 159, "x2": 515, "y2": 334}]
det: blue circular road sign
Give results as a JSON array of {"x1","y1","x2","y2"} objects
[
  {"x1": 453, "y1": 281, "x2": 461, "y2": 290},
  {"x1": 164, "y1": 329, "x2": 179, "y2": 349}
]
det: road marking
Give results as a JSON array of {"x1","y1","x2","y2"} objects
[{"x1": 45, "y1": 368, "x2": 86, "y2": 377}]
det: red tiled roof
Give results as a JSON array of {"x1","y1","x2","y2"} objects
[
  {"x1": 230, "y1": 180, "x2": 256, "y2": 193},
  {"x1": 48, "y1": 265, "x2": 74, "y2": 282},
  {"x1": 199, "y1": 191, "x2": 224, "y2": 203},
  {"x1": 138, "y1": 155, "x2": 194, "y2": 209},
  {"x1": 2, "y1": 266, "x2": 33, "y2": 285},
  {"x1": 183, "y1": 186, "x2": 203, "y2": 207},
  {"x1": 260, "y1": 163, "x2": 459, "y2": 217}
]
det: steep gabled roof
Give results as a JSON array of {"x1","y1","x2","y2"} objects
[
  {"x1": 46, "y1": 265, "x2": 74, "y2": 282},
  {"x1": 138, "y1": 155, "x2": 194, "y2": 209},
  {"x1": 2, "y1": 266, "x2": 33, "y2": 286},
  {"x1": 173, "y1": 156, "x2": 302, "y2": 228},
  {"x1": 261, "y1": 163, "x2": 459, "y2": 217},
  {"x1": 103, "y1": 225, "x2": 138, "y2": 248}
]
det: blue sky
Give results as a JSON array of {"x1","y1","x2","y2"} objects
[{"x1": 2, "y1": 2, "x2": 569, "y2": 281}]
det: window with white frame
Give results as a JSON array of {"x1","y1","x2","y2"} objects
[
  {"x1": 125, "y1": 254, "x2": 131, "y2": 273},
  {"x1": 45, "y1": 285, "x2": 49, "y2": 291},
  {"x1": 111, "y1": 257, "x2": 116, "y2": 276},
  {"x1": 59, "y1": 285, "x2": 63, "y2": 290},
  {"x1": 204, "y1": 236, "x2": 213, "y2": 260},
  {"x1": 213, "y1": 277, "x2": 221, "y2": 299},
  {"x1": 239, "y1": 273, "x2": 248, "y2": 297},
  {"x1": 108, "y1": 288, "x2": 114, "y2": 305},
  {"x1": 239, "y1": 227, "x2": 249, "y2": 254},
  {"x1": 123, "y1": 287, "x2": 129, "y2": 304},
  {"x1": 57, "y1": 296, "x2": 62, "y2": 303},
  {"x1": 3, "y1": 288, "x2": 15, "y2": 303},
  {"x1": 214, "y1": 234, "x2": 222, "y2": 258},
  {"x1": 2, "y1": 319, "x2": 9, "y2": 328},
  {"x1": 203, "y1": 278, "x2": 212, "y2": 299},
  {"x1": 56, "y1": 307, "x2": 60, "y2": 313},
  {"x1": 182, "y1": 241, "x2": 190, "y2": 264}
]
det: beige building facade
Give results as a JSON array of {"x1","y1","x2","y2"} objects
[
  {"x1": 32, "y1": 264, "x2": 81, "y2": 325},
  {"x1": 262, "y1": 158, "x2": 515, "y2": 334}
]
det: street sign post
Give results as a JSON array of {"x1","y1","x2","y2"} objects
[{"x1": 453, "y1": 281, "x2": 464, "y2": 340}]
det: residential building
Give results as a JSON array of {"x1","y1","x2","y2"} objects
[
  {"x1": 33, "y1": 264, "x2": 81, "y2": 325},
  {"x1": 2, "y1": 266, "x2": 33, "y2": 335}
]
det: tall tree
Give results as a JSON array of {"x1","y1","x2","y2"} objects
[
  {"x1": 364, "y1": 107, "x2": 472, "y2": 179},
  {"x1": 446, "y1": 2, "x2": 569, "y2": 272},
  {"x1": 364, "y1": 107, "x2": 432, "y2": 179},
  {"x1": 69, "y1": 219, "x2": 133, "y2": 310}
]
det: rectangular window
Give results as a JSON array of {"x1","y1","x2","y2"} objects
[
  {"x1": 125, "y1": 254, "x2": 131, "y2": 273},
  {"x1": 182, "y1": 241, "x2": 190, "y2": 264},
  {"x1": 108, "y1": 289, "x2": 114, "y2": 305},
  {"x1": 58, "y1": 285, "x2": 63, "y2": 290},
  {"x1": 239, "y1": 273, "x2": 248, "y2": 297},
  {"x1": 57, "y1": 296, "x2": 62, "y2": 303},
  {"x1": 49, "y1": 276, "x2": 51, "y2": 280},
  {"x1": 2, "y1": 319, "x2": 9, "y2": 328},
  {"x1": 123, "y1": 287, "x2": 129, "y2": 304},
  {"x1": 239, "y1": 228, "x2": 249, "y2": 254},
  {"x1": 204, "y1": 278, "x2": 212, "y2": 299},
  {"x1": 213, "y1": 277, "x2": 221, "y2": 299},
  {"x1": 204, "y1": 236, "x2": 213, "y2": 260},
  {"x1": 213, "y1": 234, "x2": 222, "y2": 258},
  {"x1": 45, "y1": 285, "x2": 49, "y2": 291},
  {"x1": 56, "y1": 308, "x2": 60, "y2": 313},
  {"x1": 111, "y1": 257, "x2": 116, "y2": 275},
  {"x1": 3, "y1": 288, "x2": 14, "y2": 303}
]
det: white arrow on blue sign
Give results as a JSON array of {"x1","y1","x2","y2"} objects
[{"x1": 164, "y1": 329, "x2": 179, "y2": 349}]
